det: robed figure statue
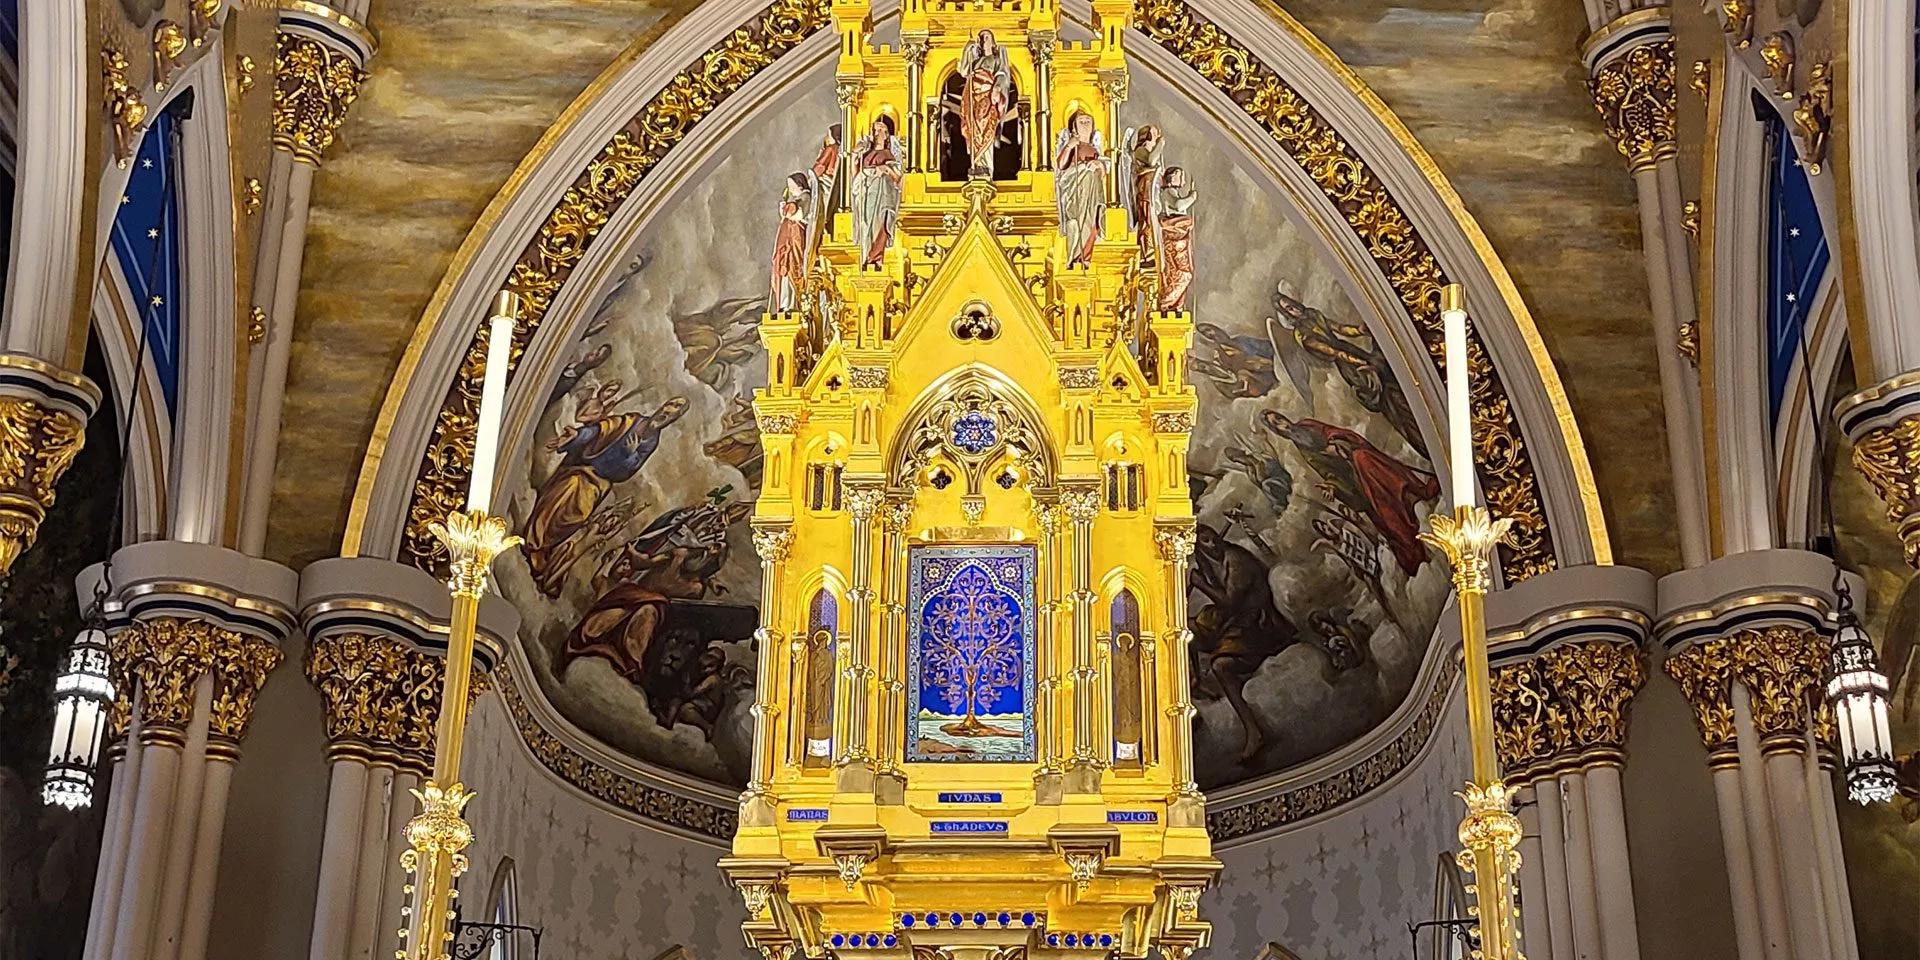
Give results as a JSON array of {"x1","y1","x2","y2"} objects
[
  {"x1": 952, "y1": 30, "x2": 1013, "y2": 178},
  {"x1": 851, "y1": 115, "x2": 904, "y2": 266}
]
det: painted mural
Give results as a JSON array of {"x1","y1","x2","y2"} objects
[{"x1": 496, "y1": 73, "x2": 1448, "y2": 791}]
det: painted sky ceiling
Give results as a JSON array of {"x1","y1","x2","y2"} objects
[
  {"x1": 272, "y1": 0, "x2": 1665, "y2": 578},
  {"x1": 490, "y1": 75, "x2": 1450, "y2": 790}
]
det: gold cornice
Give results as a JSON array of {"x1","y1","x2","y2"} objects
[
  {"x1": 116, "y1": 579, "x2": 297, "y2": 633},
  {"x1": 1836, "y1": 369, "x2": 1920, "y2": 413},
  {"x1": 1485, "y1": 603, "x2": 1652, "y2": 647},
  {"x1": 1653, "y1": 589, "x2": 1831, "y2": 640}
]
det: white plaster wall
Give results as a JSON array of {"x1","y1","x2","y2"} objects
[
  {"x1": 458, "y1": 680, "x2": 1470, "y2": 960},
  {"x1": 461, "y1": 693, "x2": 744, "y2": 960}
]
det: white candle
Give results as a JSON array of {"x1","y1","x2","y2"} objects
[
  {"x1": 466, "y1": 290, "x2": 522, "y2": 515},
  {"x1": 1441, "y1": 284, "x2": 1475, "y2": 509}
]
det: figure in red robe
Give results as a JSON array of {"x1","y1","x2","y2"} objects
[{"x1": 1260, "y1": 411, "x2": 1438, "y2": 575}]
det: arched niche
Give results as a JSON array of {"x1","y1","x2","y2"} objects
[{"x1": 342, "y1": 0, "x2": 1612, "y2": 834}]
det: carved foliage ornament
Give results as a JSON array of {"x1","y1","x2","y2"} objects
[
  {"x1": 1793, "y1": 61, "x2": 1832, "y2": 175},
  {"x1": 1851, "y1": 413, "x2": 1920, "y2": 567},
  {"x1": 102, "y1": 45, "x2": 148, "y2": 166},
  {"x1": 1663, "y1": 627, "x2": 1831, "y2": 751},
  {"x1": 109, "y1": 618, "x2": 283, "y2": 743},
  {"x1": 305, "y1": 632, "x2": 444, "y2": 771},
  {"x1": 272, "y1": 32, "x2": 367, "y2": 164},
  {"x1": 1132, "y1": 0, "x2": 1555, "y2": 581},
  {"x1": 1589, "y1": 40, "x2": 1677, "y2": 171},
  {"x1": 0, "y1": 396, "x2": 88, "y2": 573},
  {"x1": 1489, "y1": 639, "x2": 1646, "y2": 776}
]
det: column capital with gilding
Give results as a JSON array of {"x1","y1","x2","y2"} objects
[
  {"x1": 1582, "y1": 12, "x2": 1675, "y2": 173},
  {"x1": 83, "y1": 541, "x2": 299, "y2": 752},
  {"x1": 1837, "y1": 370, "x2": 1920, "y2": 568},
  {"x1": 0, "y1": 354, "x2": 101, "y2": 574},
  {"x1": 272, "y1": 3, "x2": 377, "y2": 165},
  {"x1": 298, "y1": 556, "x2": 520, "y2": 772},
  {"x1": 1469, "y1": 564, "x2": 1656, "y2": 781}
]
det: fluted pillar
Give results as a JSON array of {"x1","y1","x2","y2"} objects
[
  {"x1": 80, "y1": 542, "x2": 297, "y2": 960},
  {"x1": 1482, "y1": 564, "x2": 1656, "y2": 960},
  {"x1": 745, "y1": 521, "x2": 794, "y2": 823},
  {"x1": 839, "y1": 484, "x2": 882, "y2": 790},
  {"x1": 237, "y1": 9, "x2": 372, "y2": 554},
  {"x1": 1657, "y1": 551, "x2": 1860, "y2": 960},
  {"x1": 1585, "y1": 16, "x2": 1709, "y2": 567},
  {"x1": 297, "y1": 556, "x2": 518, "y2": 960},
  {"x1": 876, "y1": 494, "x2": 914, "y2": 799},
  {"x1": 1060, "y1": 483, "x2": 1101, "y2": 790}
]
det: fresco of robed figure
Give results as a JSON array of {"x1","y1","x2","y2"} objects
[{"x1": 494, "y1": 80, "x2": 1446, "y2": 791}]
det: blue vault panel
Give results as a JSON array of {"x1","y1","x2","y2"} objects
[{"x1": 905, "y1": 544, "x2": 1038, "y2": 763}]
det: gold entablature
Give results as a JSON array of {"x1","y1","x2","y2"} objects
[
  {"x1": 395, "y1": 0, "x2": 1561, "y2": 587},
  {"x1": 271, "y1": 32, "x2": 366, "y2": 165}
]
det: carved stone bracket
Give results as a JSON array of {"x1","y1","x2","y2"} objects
[{"x1": 1838, "y1": 374, "x2": 1920, "y2": 567}]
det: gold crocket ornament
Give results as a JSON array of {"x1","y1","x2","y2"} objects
[{"x1": 720, "y1": 0, "x2": 1220, "y2": 957}]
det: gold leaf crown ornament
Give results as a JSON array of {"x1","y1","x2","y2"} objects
[
  {"x1": 1419, "y1": 506, "x2": 1516, "y2": 595},
  {"x1": 427, "y1": 508, "x2": 521, "y2": 598}
]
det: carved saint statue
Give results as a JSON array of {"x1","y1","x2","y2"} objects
[
  {"x1": 851, "y1": 114, "x2": 904, "y2": 266},
  {"x1": 1054, "y1": 110, "x2": 1107, "y2": 266},
  {"x1": 954, "y1": 30, "x2": 1014, "y2": 177},
  {"x1": 1155, "y1": 166, "x2": 1195, "y2": 311}
]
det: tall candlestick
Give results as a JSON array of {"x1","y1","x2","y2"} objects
[
  {"x1": 1441, "y1": 283, "x2": 1474, "y2": 509},
  {"x1": 466, "y1": 290, "x2": 523, "y2": 515}
]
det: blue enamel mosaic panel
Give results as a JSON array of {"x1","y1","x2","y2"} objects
[{"x1": 905, "y1": 544, "x2": 1037, "y2": 763}]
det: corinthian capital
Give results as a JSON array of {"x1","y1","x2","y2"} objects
[
  {"x1": 0, "y1": 356, "x2": 100, "y2": 574},
  {"x1": 272, "y1": 31, "x2": 367, "y2": 164},
  {"x1": 306, "y1": 632, "x2": 445, "y2": 772},
  {"x1": 1839, "y1": 374, "x2": 1920, "y2": 567},
  {"x1": 1589, "y1": 39, "x2": 1676, "y2": 172}
]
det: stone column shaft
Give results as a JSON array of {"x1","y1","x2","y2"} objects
[
  {"x1": 1583, "y1": 764, "x2": 1641, "y2": 960},
  {"x1": 1532, "y1": 777, "x2": 1579, "y2": 960}
]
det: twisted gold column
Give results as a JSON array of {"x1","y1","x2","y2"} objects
[
  {"x1": 396, "y1": 510, "x2": 517, "y2": 960},
  {"x1": 1423, "y1": 505, "x2": 1525, "y2": 960}
]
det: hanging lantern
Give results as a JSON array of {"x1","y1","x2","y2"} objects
[
  {"x1": 42, "y1": 626, "x2": 114, "y2": 810},
  {"x1": 1825, "y1": 592, "x2": 1897, "y2": 805}
]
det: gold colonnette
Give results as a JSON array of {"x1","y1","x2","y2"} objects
[
  {"x1": 368, "y1": 0, "x2": 1591, "y2": 586},
  {"x1": 272, "y1": 31, "x2": 367, "y2": 166}
]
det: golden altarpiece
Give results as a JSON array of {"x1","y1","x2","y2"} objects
[{"x1": 721, "y1": 1, "x2": 1219, "y2": 958}]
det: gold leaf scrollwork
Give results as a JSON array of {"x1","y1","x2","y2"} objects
[
  {"x1": 401, "y1": 0, "x2": 835, "y2": 572},
  {"x1": 271, "y1": 32, "x2": 366, "y2": 165},
  {"x1": 1494, "y1": 639, "x2": 1646, "y2": 778},
  {"x1": 108, "y1": 618, "x2": 283, "y2": 746},
  {"x1": 1728, "y1": 625, "x2": 1830, "y2": 748},
  {"x1": 305, "y1": 632, "x2": 445, "y2": 773},
  {"x1": 1851, "y1": 413, "x2": 1920, "y2": 567},
  {"x1": 1589, "y1": 39, "x2": 1676, "y2": 172},
  {"x1": 1663, "y1": 639, "x2": 1739, "y2": 752},
  {"x1": 0, "y1": 395, "x2": 88, "y2": 573},
  {"x1": 103, "y1": 45, "x2": 148, "y2": 167}
]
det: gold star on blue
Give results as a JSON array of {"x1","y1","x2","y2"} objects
[
  {"x1": 150, "y1": 295, "x2": 164, "y2": 307},
  {"x1": 141, "y1": 158, "x2": 153, "y2": 169},
  {"x1": 120, "y1": 195, "x2": 132, "y2": 205},
  {"x1": 146, "y1": 228, "x2": 159, "y2": 239}
]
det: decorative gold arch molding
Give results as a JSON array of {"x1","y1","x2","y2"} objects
[{"x1": 344, "y1": 0, "x2": 1611, "y2": 839}]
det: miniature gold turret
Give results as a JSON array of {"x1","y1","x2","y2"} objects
[{"x1": 723, "y1": 0, "x2": 1217, "y2": 957}]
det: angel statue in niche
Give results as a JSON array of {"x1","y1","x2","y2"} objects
[
  {"x1": 1054, "y1": 110, "x2": 1108, "y2": 267},
  {"x1": 851, "y1": 113, "x2": 905, "y2": 267}
]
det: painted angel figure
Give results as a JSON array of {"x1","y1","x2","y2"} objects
[
  {"x1": 954, "y1": 30, "x2": 1014, "y2": 177},
  {"x1": 1054, "y1": 111, "x2": 1108, "y2": 266},
  {"x1": 851, "y1": 114, "x2": 905, "y2": 266},
  {"x1": 1155, "y1": 166, "x2": 1196, "y2": 310}
]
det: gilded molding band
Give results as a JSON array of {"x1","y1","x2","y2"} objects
[
  {"x1": 1490, "y1": 639, "x2": 1645, "y2": 779},
  {"x1": 1589, "y1": 38, "x2": 1676, "y2": 172},
  {"x1": 396, "y1": 0, "x2": 1560, "y2": 584},
  {"x1": 271, "y1": 31, "x2": 367, "y2": 164}
]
